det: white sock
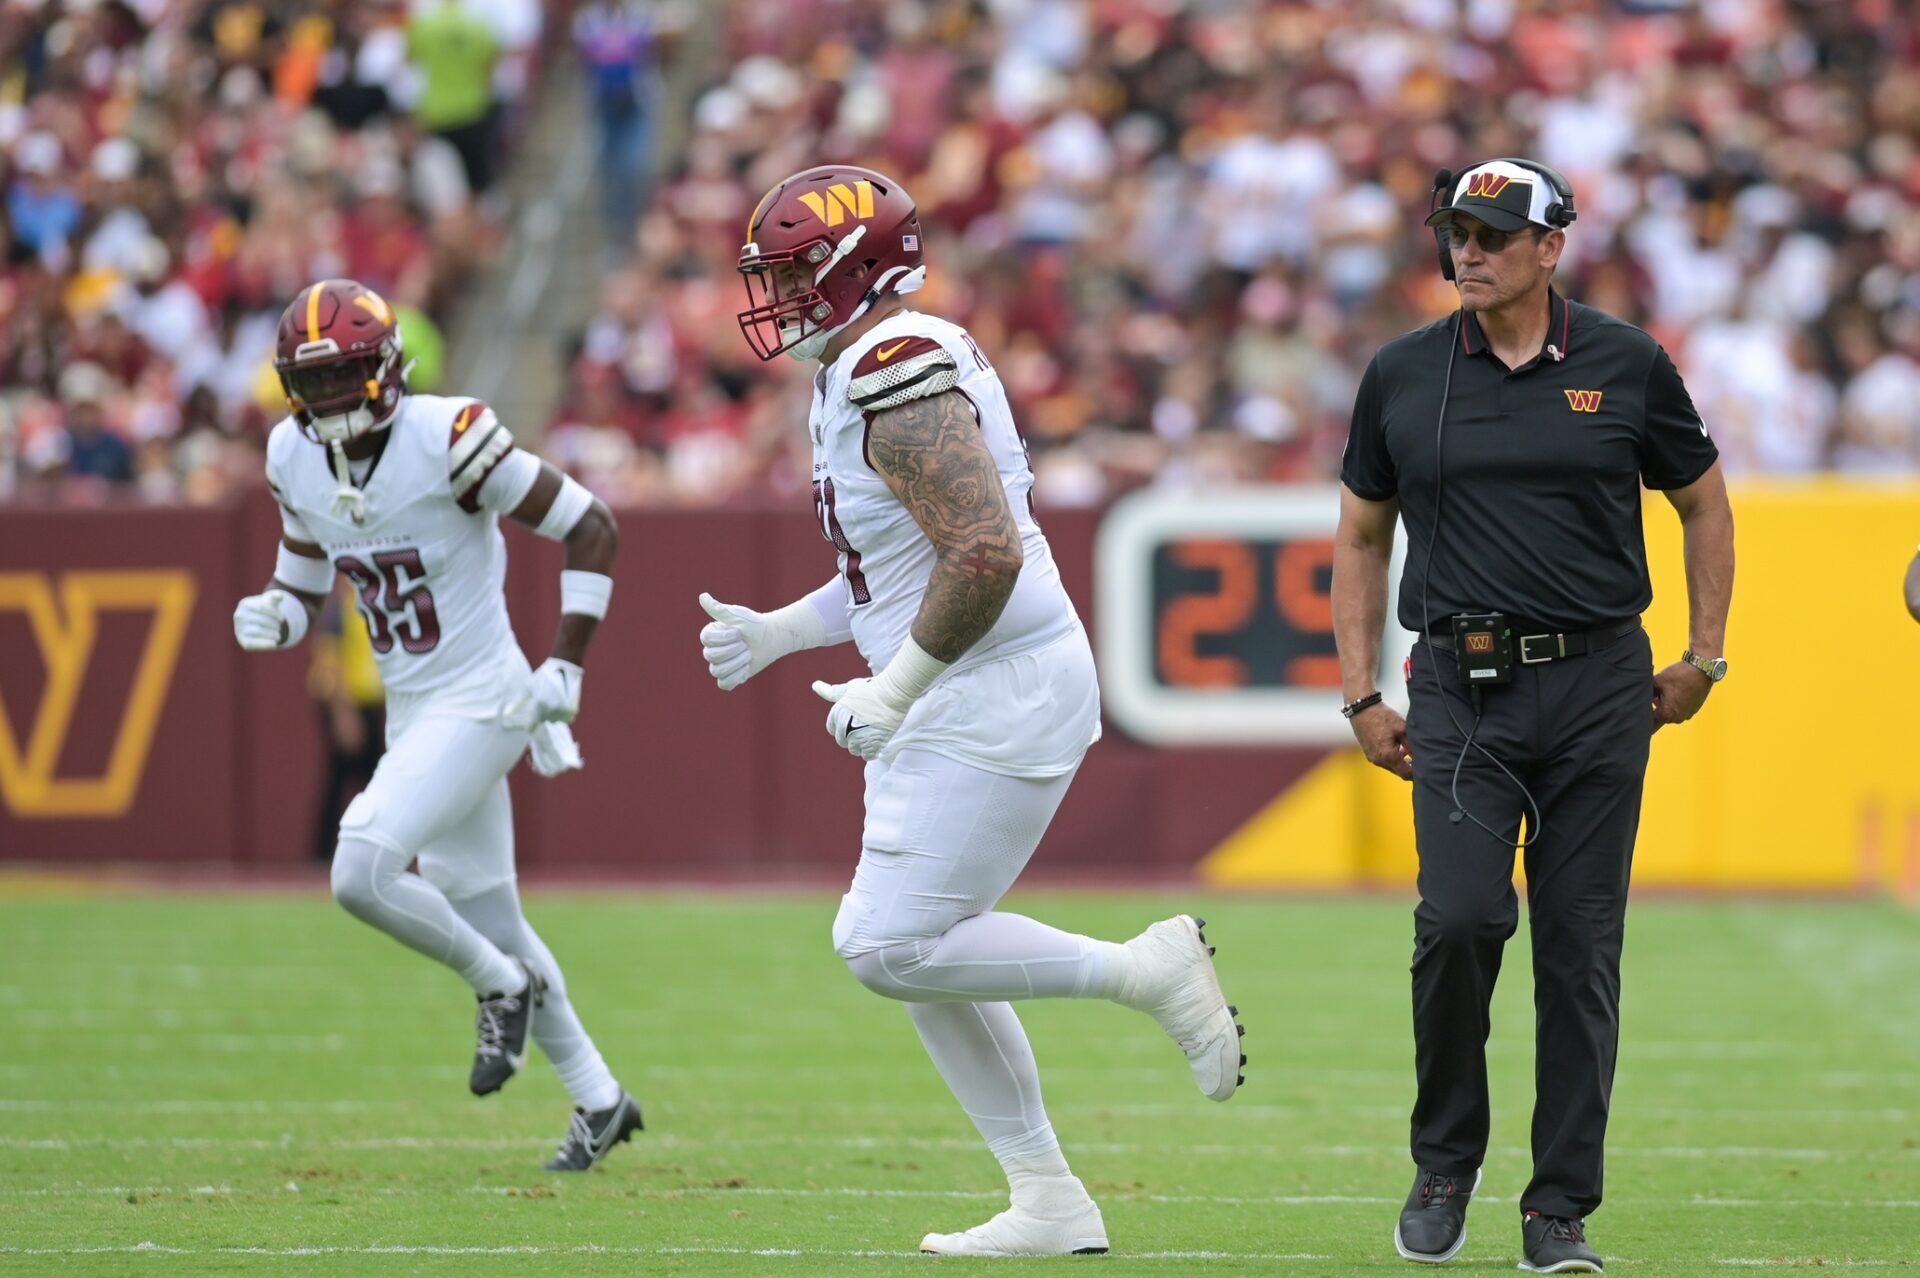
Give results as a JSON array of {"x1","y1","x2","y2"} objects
[
  {"x1": 449, "y1": 883, "x2": 622, "y2": 1111},
  {"x1": 330, "y1": 838, "x2": 523, "y2": 995},
  {"x1": 862, "y1": 912, "x2": 1130, "y2": 1001},
  {"x1": 906, "y1": 1001, "x2": 1072, "y2": 1188}
]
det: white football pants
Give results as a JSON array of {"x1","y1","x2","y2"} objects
[
  {"x1": 832, "y1": 748, "x2": 1125, "y2": 1174},
  {"x1": 328, "y1": 702, "x2": 619, "y2": 1109}
]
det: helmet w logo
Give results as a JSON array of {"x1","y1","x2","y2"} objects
[
  {"x1": 1465, "y1": 172, "x2": 1516, "y2": 199},
  {"x1": 1564, "y1": 389, "x2": 1604, "y2": 412},
  {"x1": 796, "y1": 180, "x2": 876, "y2": 228}
]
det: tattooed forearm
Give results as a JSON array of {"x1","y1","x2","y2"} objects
[{"x1": 867, "y1": 391, "x2": 1024, "y2": 663}]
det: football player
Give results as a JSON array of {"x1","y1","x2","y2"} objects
[
  {"x1": 233, "y1": 279, "x2": 640, "y2": 1171},
  {"x1": 697, "y1": 168, "x2": 1246, "y2": 1256}
]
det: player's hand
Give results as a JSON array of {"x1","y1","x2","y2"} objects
[
  {"x1": 1651, "y1": 661, "x2": 1711, "y2": 731},
  {"x1": 528, "y1": 721, "x2": 584, "y2": 777},
  {"x1": 1350, "y1": 702, "x2": 1413, "y2": 780},
  {"x1": 233, "y1": 589, "x2": 306, "y2": 651},
  {"x1": 501, "y1": 658, "x2": 583, "y2": 731},
  {"x1": 698, "y1": 593, "x2": 799, "y2": 691},
  {"x1": 812, "y1": 677, "x2": 906, "y2": 761}
]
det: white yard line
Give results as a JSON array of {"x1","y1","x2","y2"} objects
[
  {"x1": 7, "y1": 1133, "x2": 1914, "y2": 1163},
  {"x1": 0, "y1": 1243, "x2": 1904, "y2": 1266},
  {"x1": 7, "y1": 1132, "x2": 1917, "y2": 1167},
  {"x1": 3, "y1": 1182, "x2": 1915, "y2": 1211}
]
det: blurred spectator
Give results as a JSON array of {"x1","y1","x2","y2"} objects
[
  {"x1": 551, "y1": 0, "x2": 1920, "y2": 504},
  {"x1": 48, "y1": 362, "x2": 133, "y2": 485},
  {"x1": 407, "y1": 0, "x2": 502, "y2": 197},
  {"x1": 576, "y1": 1, "x2": 679, "y2": 254}
]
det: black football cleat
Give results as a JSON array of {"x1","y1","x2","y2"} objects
[
  {"x1": 1520, "y1": 1211, "x2": 1603, "y2": 1273},
  {"x1": 544, "y1": 1091, "x2": 644, "y2": 1171},
  {"x1": 1394, "y1": 1166, "x2": 1481, "y2": 1264},
  {"x1": 469, "y1": 960, "x2": 545, "y2": 1096}
]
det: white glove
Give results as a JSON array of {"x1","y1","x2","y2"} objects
[
  {"x1": 500, "y1": 657, "x2": 583, "y2": 731},
  {"x1": 233, "y1": 589, "x2": 308, "y2": 651},
  {"x1": 528, "y1": 721, "x2": 584, "y2": 777},
  {"x1": 812, "y1": 677, "x2": 906, "y2": 761},
  {"x1": 811, "y1": 638, "x2": 951, "y2": 759},
  {"x1": 698, "y1": 591, "x2": 827, "y2": 691}
]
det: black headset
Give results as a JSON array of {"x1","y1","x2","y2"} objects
[{"x1": 1428, "y1": 158, "x2": 1578, "y2": 281}]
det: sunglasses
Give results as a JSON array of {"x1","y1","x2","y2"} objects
[{"x1": 1444, "y1": 224, "x2": 1543, "y2": 254}]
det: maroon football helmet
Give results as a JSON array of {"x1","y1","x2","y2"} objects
[
  {"x1": 274, "y1": 279, "x2": 407, "y2": 442},
  {"x1": 737, "y1": 165, "x2": 925, "y2": 361}
]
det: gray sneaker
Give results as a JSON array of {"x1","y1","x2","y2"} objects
[
  {"x1": 544, "y1": 1091, "x2": 643, "y2": 1171},
  {"x1": 1519, "y1": 1211, "x2": 1603, "y2": 1273},
  {"x1": 1394, "y1": 1167, "x2": 1481, "y2": 1263},
  {"x1": 469, "y1": 960, "x2": 545, "y2": 1096}
]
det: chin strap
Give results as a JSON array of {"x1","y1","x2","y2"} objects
[
  {"x1": 786, "y1": 263, "x2": 933, "y2": 363},
  {"x1": 329, "y1": 440, "x2": 368, "y2": 525}
]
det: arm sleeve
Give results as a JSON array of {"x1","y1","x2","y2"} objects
[
  {"x1": 803, "y1": 574, "x2": 855, "y2": 646},
  {"x1": 473, "y1": 448, "x2": 542, "y2": 516},
  {"x1": 1639, "y1": 345, "x2": 1719, "y2": 490},
  {"x1": 263, "y1": 452, "x2": 318, "y2": 543},
  {"x1": 1339, "y1": 355, "x2": 1397, "y2": 500}
]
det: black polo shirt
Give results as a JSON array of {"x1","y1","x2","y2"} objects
[{"x1": 1341, "y1": 291, "x2": 1718, "y2": 633}]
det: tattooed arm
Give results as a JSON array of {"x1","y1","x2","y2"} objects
[
  {"x1": 808, "y1": 389, "x2": 1024, "y2": 759},
  {"x1": 865, "y1": 389, "x2": 1024, "y2": 662}
]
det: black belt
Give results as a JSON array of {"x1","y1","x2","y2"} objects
[{"x1": 1426, "y1": 617, "x2": 1641, "y2": 665}]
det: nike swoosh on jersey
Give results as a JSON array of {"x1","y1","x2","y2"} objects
[{"x1": 875, "y1": 339, "x2": 912, "y2": 362}]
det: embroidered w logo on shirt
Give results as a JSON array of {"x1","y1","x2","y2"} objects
[{"x1": 1564, "y1": 389, "x2": 1603, "y2": 413}]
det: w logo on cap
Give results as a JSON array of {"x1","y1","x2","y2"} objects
[{"x1": 1465, "y1": 172, "x2": 1517, "y2": 199}]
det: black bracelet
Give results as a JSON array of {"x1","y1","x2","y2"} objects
[{"x1": 1340, "y1": 692, "x2": 1383, "y2": 720}]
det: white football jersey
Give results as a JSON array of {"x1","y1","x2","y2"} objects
[
  {"x1": 264, "y1": 393, "x2": 530, "y2": 699},
  {"x1": 810, "y1": 309, "x2": 1081, "y2": 677}
]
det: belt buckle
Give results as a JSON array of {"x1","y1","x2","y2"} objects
[{"x1": 1518, "y1": 633, "x2": 1562, "y2": 664}]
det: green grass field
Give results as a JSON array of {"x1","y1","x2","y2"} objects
[{"x1": 2, "y1": 888, "x2": 1916, "y2": 1275}]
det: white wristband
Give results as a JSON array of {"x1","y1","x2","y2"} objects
[
  {"x1": 560, "y1": 569, "x2": 613, "y2": 619},
  {"x1": 871, "y1": 636, "x2": 949, "y2": 710},
  {"x1": 761, "y1": 595, "x2": 831, "y2": 656},
  {"x1": 536, "y1": 474, "x2": 595, "y2": 540},
  {"x1": 274, "y1": 543, "x2": 334, "y2": 595}
]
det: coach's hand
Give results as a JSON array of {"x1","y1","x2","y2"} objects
[
  {"x1": 1351, "y1": 702, "x2": 1414, "y2": 780},
  {"x1": 812, "y1": 677, "x2": 903, "y2": 761},
  {"x1": 1651, "y1": 661, "x2": 1711, "y2": 731}
]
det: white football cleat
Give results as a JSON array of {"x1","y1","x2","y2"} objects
[
  {"x1": 1119, "y1": 915, "x2": 1245, "y2": 1101},
  {"x1": 920, "y1": 1190, "x2": 1109, "y2": 1257}
]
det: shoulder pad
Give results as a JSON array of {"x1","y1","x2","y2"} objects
[
  {"x1": 848, "y1": 336, "x2": 958, "y2": 414},
  {"x1": 448, "y1": 400, "x2": 514, "y2": 512}
]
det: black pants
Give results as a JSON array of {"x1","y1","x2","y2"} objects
[
  {"x1": 310, "y1": 705, "x2": 385, "y2": 864},
  {"x1": 1404, "y1": 627, "x2": 1653, "y2": 1219}
]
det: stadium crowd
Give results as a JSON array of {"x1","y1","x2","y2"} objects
[
  {"x1": 3, "y1": 1, "x2": 1916, "y2": 509},
  {"x1": 0, "y1": 0, "x2": 544, "y2": 503},
  {"x1": 550, "y1": 0, "x2": 1920, "y2": 507}
]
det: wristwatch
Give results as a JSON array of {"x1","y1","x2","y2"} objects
[{"x1": 1681, "y1": 649, "x2": 1728, "y2": 682}]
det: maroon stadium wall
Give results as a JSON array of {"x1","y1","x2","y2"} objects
[{"x1": 0, "y1": 500, "x2": 1314, "y2": 877}]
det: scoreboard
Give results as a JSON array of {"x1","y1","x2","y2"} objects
[{"x1": 1094, "y1": 487, "x2": 1416, "y2": 745}]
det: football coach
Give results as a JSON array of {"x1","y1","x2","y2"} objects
[{"x1": 1330, "y1": 159, "x2": 1736, "y2": 1273}]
